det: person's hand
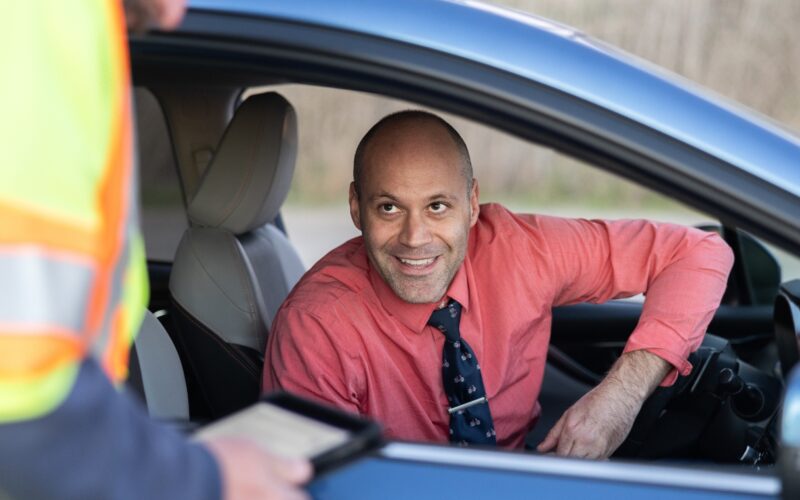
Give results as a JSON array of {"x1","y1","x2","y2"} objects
[
  {"x1": 535, "y1": 377, "x2": 641, "y2": 459},
  {"x1": 536, "y1": 350, "x2": 671, "y2": 459},
  {"x1": 205, "y1": 438, "x2": 312, "y2": 500},
  {"x1": 124, "y1": 0, "x2": 188, "y2": 32}
]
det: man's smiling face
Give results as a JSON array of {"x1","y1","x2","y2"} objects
[{"x1": 349, "y1": 116, "x2": 479, "y2": 304}]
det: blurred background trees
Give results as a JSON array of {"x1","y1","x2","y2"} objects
[{"x1": 506, "y1": 0, "x2": 799, "y2": 130}]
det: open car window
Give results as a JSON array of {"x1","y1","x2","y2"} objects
[{"x1": 247, "y1": 84, "x2": 714, "y2": 271}]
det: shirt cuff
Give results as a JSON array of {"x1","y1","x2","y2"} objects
[{"x1": 623, "y1": 325, "x2": 696, "y2": 387}]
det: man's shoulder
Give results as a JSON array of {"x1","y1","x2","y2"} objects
[
  {"x1": 472, "y1": 202, "x2": 549, "y2": 241},
  {"x1": 477, "y1": 202, "x2": 512, "y2": 220},
  {"x1": 475, "y1": 202, "x2": 584, "y2": 236},
  {"x1": 280, "y1": 237, "x2": 374, "y2": 318},
  {"x1": 469, "y1": 203, "x2": 582, "y2": 264}
]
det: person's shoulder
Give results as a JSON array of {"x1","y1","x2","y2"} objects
[
  {"x1": 477, "y1": 203, "x2": 583, "y2": 232},
  {"x1": 280, "y1": 237, "x2": 373, "y2": 318},
  {"x1": 477, "y1": 202, "x2": 511, "y2": 221},
  {"x1": 470, "y1": 203, "x2": 582, "y2": 260},
  {"x1": 473, "y1": 202, "x2": 549, "y2": 239}
]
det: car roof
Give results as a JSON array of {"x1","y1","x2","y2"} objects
[{"x1": 188, "y1": 0, "x2": 800, "y2": 197}]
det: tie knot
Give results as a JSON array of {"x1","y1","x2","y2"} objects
[{"x1": 427, "y1": 299, "x2": 462, "y2": 342}]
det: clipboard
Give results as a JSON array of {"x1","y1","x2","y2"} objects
[{"x1": 194, "y1": 391, "x2": 383, "y2": 475}]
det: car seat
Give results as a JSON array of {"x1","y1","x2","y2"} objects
[
  {"x1": 168, "y1": 92, "x2": 305, "y2": 419},
  {"x1": 128, "y1": 310, "x2": 190, "y2": 422}
]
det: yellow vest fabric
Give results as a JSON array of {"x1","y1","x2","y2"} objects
[{"x1": 0, "y1": 0, "x2": 148, "y2": 421}]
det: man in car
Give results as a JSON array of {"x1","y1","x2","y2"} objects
[
  {"x1": 263, "y1": 110, "x2": 734, "y2": 459},
  {"x1": 0, "y1": 1, "x2": 309, "y2": 498}
]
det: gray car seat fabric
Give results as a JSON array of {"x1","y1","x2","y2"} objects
[
  {"x1": 129, "y1": 311, "x2": 190, "y2": 421},
  {"x1": 169, "y1": 92, "x2": 305, "y2": 418},
  {"x1": 186, "y1": 92, "x2": 297, "y2": 234}
]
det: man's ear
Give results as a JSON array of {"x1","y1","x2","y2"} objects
[
  {"x1": 349, "y1": 182, "x2": 362, "y2": 231},
  {"x1": 469, "y1": 179, "x2": 480, "y2": 227}
]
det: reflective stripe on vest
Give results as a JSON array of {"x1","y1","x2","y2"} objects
[
  {"x1": 0, "y1": 1, "x2": 148, "y2": 422},
  {"x1": 0, "y1": 251, "x2": 95, "y2": 334}
]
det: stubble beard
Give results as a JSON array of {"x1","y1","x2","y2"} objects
[{"x1": 368, "y1": 235, "x2": 468, "y2": 304}]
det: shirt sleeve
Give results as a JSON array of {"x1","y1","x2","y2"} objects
[
  {"x1": 263, "y1": 306, "x2": 363, "y2": 414},
  {"x1": 0, "y1": 358, "x2": 221, "y2": 500},
  {"x1": 538, "y1": 216, "x2": 734, "y2": 385}
]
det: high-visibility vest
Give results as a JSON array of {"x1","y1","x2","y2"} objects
[{"x1": 0, "y1": 1, "x2": 148, "y2": 422}]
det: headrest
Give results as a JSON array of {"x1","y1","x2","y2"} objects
[{"x1": 187, "y1": 92, "x2": 297, "y2": 234}]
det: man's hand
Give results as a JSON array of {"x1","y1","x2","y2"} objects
[
  {"x1": 536, "y1": 350, "x2": 671, "y2": 459},
  {"x1": 205, "y1": 438, "x2": 313, "y2": 500}
]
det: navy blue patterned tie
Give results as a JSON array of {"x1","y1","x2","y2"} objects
[{"x1": 428, "y1": 299, "x2": 496, "y2": 445}]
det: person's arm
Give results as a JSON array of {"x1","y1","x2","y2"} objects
[
  {"x1": 0, "y1": 359, "x2": 311, "y2": 500},
  {"x1": 264, "y1": 306, "x2": 363, "y2": 415},
  {"x1": 537, "y1": 350, "x2": 669, "y2": 458},
  {"x1": 0, "y1": 359, "x2": 221, "y2": 499},
  {"x1": 531, "y1": 216, "x2": 733, "y2": 458}
]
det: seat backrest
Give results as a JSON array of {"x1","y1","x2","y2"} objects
[
  {"x1": 169, "y1": 92, "x2": 305, "y2": 418},
  {"x1": 128, "y1": 310, "x2": 190, "y2": 421}
]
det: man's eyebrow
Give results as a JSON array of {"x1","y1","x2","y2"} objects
[
  {"x1": 427, "y1": 193, "x2": 459, "y2": 202},
  {"x1": 367, "y1": 191, "x2": 398, "y2": 203},
  {"x1": 368, "y1": 192, "x2": 460, "y2": 203}
]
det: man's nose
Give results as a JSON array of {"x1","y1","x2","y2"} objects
[{"x1": 399, "y1": 212, "x2": 433, "y2": 248}]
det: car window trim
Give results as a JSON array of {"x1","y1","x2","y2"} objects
[{"x1": 132, "y1": 12, "x2": 800, "y2": 254}]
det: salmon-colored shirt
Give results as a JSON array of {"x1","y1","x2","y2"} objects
[{"x1": 263, "y1": 204, "x2": 733, "y2": 448}]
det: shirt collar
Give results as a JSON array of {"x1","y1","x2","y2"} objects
[{"x1": 368, "y1": 255, "x2": 471, "y2": 334}]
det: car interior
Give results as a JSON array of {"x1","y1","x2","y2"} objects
[{"x1": 128, "y1": 46, "x2": 800, "y2": 469}]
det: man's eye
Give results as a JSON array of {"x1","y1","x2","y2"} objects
[
  {"x1": 430, "y1": 202, "x2": 447, "y2": 213},
  {"x1": 380, "y1": 203, "x2": 398, "y2": 214}
]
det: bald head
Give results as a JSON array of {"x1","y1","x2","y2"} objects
[
  {"x1": 348, "y1": 111, "x2": 480, "y2": 304},
  {"x1": 353, "y1": 111, "x2": 473, "y2": 198}
]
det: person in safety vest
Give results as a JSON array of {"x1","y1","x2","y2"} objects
[{"x1": 0, "y1": 1, "x2": 310, "y2": 498}]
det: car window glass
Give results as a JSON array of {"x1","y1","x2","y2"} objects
[
  {"x1": 765, "y1": 242, "x2": 800, "y2": 283},
  {"x1": 134, "y1": 87, "x2": 188, "y2": 262},
  {"x1": 245, "y1": 84, "x2": 713, "y2": 277}
]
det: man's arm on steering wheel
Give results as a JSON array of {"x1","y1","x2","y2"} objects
[
  {"x1": 529, "y1": 216, "x2": 734, "y2": 459},
  {"x1": 537, "y1": 350, "x2": 669, "y2": 459}
]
